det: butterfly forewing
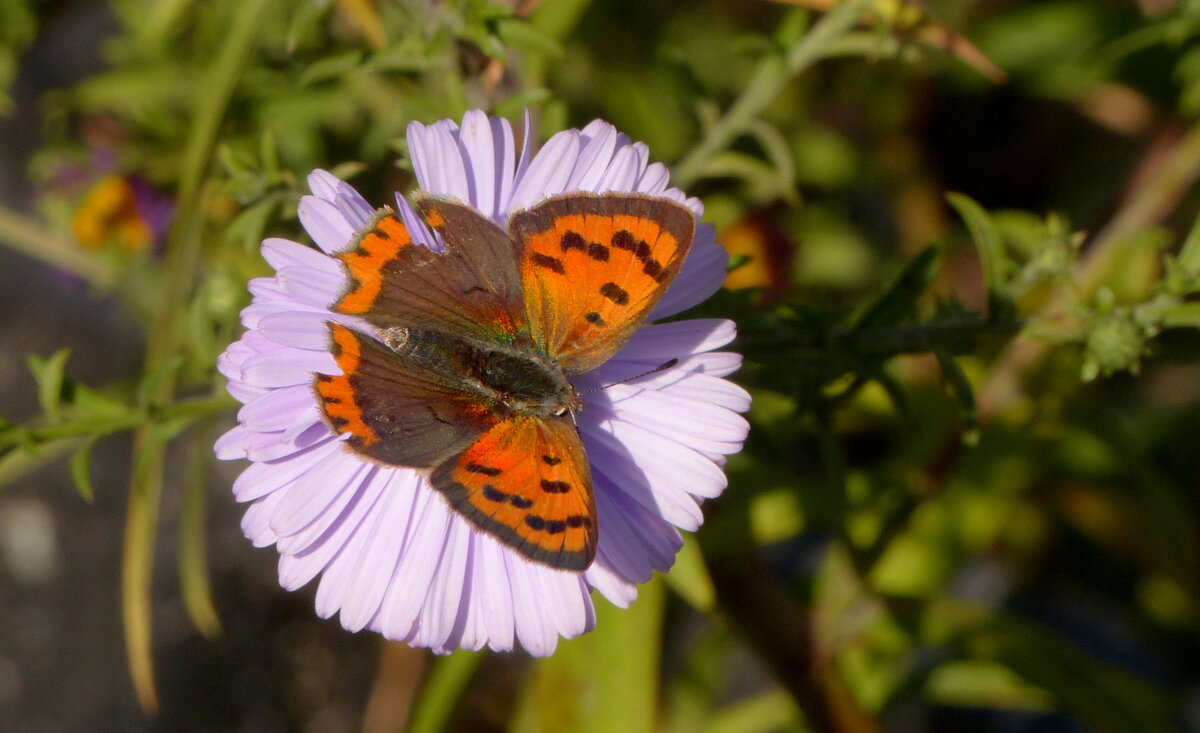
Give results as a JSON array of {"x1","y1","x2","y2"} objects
[
  {"x1": 509, "y1": 194, "x2": 696, "y2": 373},
  {"x1": 431, "y1": 416, "x2": 597, "y2": 570},
  {"x1": 333, "y1": 198, "x2": 527, "y2": 345},
  {"x1": 315, "y1": 323, "x2": 497, "y2": 467}
]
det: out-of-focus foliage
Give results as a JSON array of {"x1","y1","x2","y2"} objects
[{"x1": 5, "y1": 0, "x2": 1200, "y2": 731}]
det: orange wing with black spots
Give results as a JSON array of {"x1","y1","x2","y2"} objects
[
  {"x1": 431, "y1": 415, "x2": 596, "y2": 570},
  {"x1": 333, "y1": 198, "x2": 527, "y2": 344},
  {"x1": 315, "y1": 323, "x2": 497, "y2": 468},
  {"x1": 509, "y1": 193, "x2": 696, "y2": 373}
]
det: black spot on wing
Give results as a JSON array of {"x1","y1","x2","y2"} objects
[
  {"x1": 599, "y1": 282, "x2": 629, "y2": 306},
  {"x1": 531, "y1": 253, "x2": 565, "y2": 274},
  {"x1": 587, "y1": 242, "x2": 610, "y2": 261},
  {"x1": 560, "y1": 231, "x2": 586, "y2": 253},
  {"x1": 540, "y1": 479, "x2": 571, "y2": 494}
]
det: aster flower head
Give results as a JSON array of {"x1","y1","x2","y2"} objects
[{"x1": 217, "y1": 111, "x2": 749, "y2": 655}]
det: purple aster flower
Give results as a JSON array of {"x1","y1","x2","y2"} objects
[{"x1": 216, "y1": 111, "x2": 750, "y2": 655}]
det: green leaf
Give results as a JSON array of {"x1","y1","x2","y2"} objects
[
  {"x1": 69, "y1": 436, "x2": 99, "y2": 503},
  {"x1": 851, "y1": 245, "x2": 942, "y2": 333},
  {"x1": 297, "y1": 50, "x2": 363, "y2": 87},
  {"x1": 496, "y1": 19, "x2": 564, "y2": 59},
  {"x1": 136, "y1": 357, "x2": 185, "y2": 409},
  {"x1": 969, "y1": 615, "x2": 1178, "y2": 733},
  {"x1": 285, "y1": 0, "x2": 335, "y2": 52},
  {"x1": 71, "y1": 382, "x2": 132, "y2": 419},
  {"x1": 0, "y1": 438, "x2": 81, "y2": 490},
  {"x1": 696, "y1": 150, "x2": 788, "y2": 201},
  {"x1": 947, "y1": 192, "x2": 1012, "y2": 304},
  {"x1": 512, "y1": 579, "x2": 664, "y2": 733},
  {"x1": 703, "y1": 690, "x2": 802, "y2": 733},
  {"x1": 27, "y1": 348, "x2": 71, "y2": 422},
  {"x1": 1176, "y1": 205, "x2": 1200, "y2": 278},
  {"x1": 934, "y1": 351, "x2": 980, "y2": 446},
  {"x1": 492, "y1": 88, "x2": 551, "y2": 119},
  {"x1": 226, "y1": 198, "x2": 278, "y2": 253},
  {"x1": 1160, "y1": 301, "x2": 1200, "y2": 328}
]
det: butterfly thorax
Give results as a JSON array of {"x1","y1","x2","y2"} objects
[{"x1": 383, "y1": 327, "x2": 580, "y2": 419}]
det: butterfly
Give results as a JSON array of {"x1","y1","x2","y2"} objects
[{"x1": 313, "y1": 192, "x2": 696, "y2": 571}]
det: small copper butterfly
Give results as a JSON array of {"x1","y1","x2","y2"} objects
[{"x1": 314, "y1": 193, "x2": 696, "y2": 570}]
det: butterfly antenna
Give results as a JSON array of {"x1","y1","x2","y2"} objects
[{"x1": 582, "y1": 359, "x2": 679, "y2": 395}]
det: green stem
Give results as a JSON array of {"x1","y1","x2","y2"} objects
[
  {"x1": 0, "y1": 395, "x2": 234, "y2": 450},
  {"x1": 672, "y1": 0, "x2": 873, "y2": 188},
  {"x1": 0, "y1": 206, "x2": 117, "y2": 287},
  {"x1": 407, "y1": 652, "x2": 486, "y2": 733},
  {"x1": 179, "y1": 417, "x2": 221, "y2": 638},
  {"x1": 980, "y1": 119, "x2": 1200, "y2": 416},
  {"x1": 123, "y1": 0, "x2": 274, "y2": 713}
]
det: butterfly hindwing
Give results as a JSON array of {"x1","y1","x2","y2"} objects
[
  {"x1": 333, "y1": 198, "x2": 526, "y2": 344},
  {"x1": 315, "y1": 323, "x2": 498, "y2": 467},
  {"x1": 430, "y1": 415, "x2": 597, "y2": 570},
  {"x1": 509, "y1": 193, "x2": 696, "y2": 373}
]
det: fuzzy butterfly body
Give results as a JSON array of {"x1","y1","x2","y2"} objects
[{"x1": 314, "y1": 192, "x2": 695, "y2": 571}]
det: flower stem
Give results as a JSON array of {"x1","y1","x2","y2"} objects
[
  {"x1": 178, "y1": 417, "x2": 221, "y2": 638},
  {"x1": 0, "y1": 395, "x2": 234, "y2": 450},
  {"x1": 407, "y1": 651, "x2": 485, "y2": 733},
  {"x1": 672, "y1": 0, "x2": 873, "y2": 188},
  {"x1": 123, "y1": 0, "x2": 274, "y2": 712},
  {"x1": 0, "y1": 205, "x2": 116, "y2": 287}
]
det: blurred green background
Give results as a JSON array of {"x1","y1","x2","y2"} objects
[{"x1": 4, "y1": 0, "x2": 1200, "y2": 731}]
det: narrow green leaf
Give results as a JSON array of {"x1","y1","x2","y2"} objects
[
  {"x1": 947, "y1": 192, "x2": 1012, "y2": 300},
  {"x1": 135, "y1": 357, "x2": 184, "y2": 409},
  {"x1": 970, "y1": 615, "x2": 1178, "y2": 733},
  {"x1": 27, "y1": 348, "x2": 71, "y2": 421},
  {"x1": 697, "y1": 150, "x2": 789, "y2": 200},
  {"x1": 496, "y1": 19, "x2": 564, "y2": 58},
  {"x1": 69, "y1": 436, "x2": 98, "y2": 503},
  {"x1": 0, "y1": 438, "x2": 80, "y2": 490},
  {"x1": 703, "y1": 690, "x2": 802, "y2": 733},
  {"x1": 1159, "y1": 301, "x2": 1200, "y2": 329},
  {"x1": 285, "y1": 0, "x2": 335, "y2": 52},
  {"x1": 297, "y1": 50, "x2": 363, "y2": 87},
  {"x1": 259, "y1": 127, "x2": 281, "y2": 179},
  {"x1": 746, "y1": 119, "x2": 799, "y2": 203},
  {"x1": 934, "y1": 351, "x2": 980, "y2": 446},
  {"x1": 1178, "y1": 206, "x2": 1200, "y2": 277},
  {"x1": 851, "y1": 245, "x2": 942, "y2": 333},
  {"x1": 70, "y1": 383, "x2": 130, "y2": 419},
  {"x1": 493, "y1": 88, "x2": 552, "y2": 119}
]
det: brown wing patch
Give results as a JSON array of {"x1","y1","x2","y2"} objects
[
  {"x1": 510, "y1": 194, "x2": 695, "y2": 374},
  {"x1": 314, "y1": 323, "x2": 497, "y2": 468},
  {"x1": 335, "y1": 212, "x2": 414, "y2": 315},
  {"x1": 430, "y1": 416, "x2": 596, "y2": 571}
]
